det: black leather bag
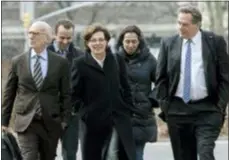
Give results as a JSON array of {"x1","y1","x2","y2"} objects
[{"x1": 2, "y1": 130, "x2": 22, "y2": 160}]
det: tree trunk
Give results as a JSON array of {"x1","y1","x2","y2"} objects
[
  {"x1": 204, "y1": 2, "x2": 226, "y2": 35},
  {"x1": 205, "y1": 2, "x2": 215, "y2": 31},
  {"x1": 213, "y1": 2, "x2": 224, "y2": 35},
  {"x1": 56, "y1": 2, "x2": 73, "y2": 21}
]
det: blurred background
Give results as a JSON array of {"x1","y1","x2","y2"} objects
[
  {"x1": 1, "y1": 1, "x2": 228, "y2": 138},
  {"x1": 2, "y1": 1, "x2": 228, "y2": 59}
]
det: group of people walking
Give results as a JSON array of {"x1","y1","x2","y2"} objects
[{"x1": 2, "y1": 5, "x2": 229, "y2": 160}]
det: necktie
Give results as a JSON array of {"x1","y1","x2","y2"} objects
[
  {"x1": 183, "y1": 40, "x2": 192, "y2": 103},
  {"x1": 33, "y1": 55, "x2": 43, "y2": 118},
  {"x1": 33, "y1": 55, "x2": 43, "y2": 90},
  {"x1": 59, "y1": 50, "x2": 66, "y2": 58}
]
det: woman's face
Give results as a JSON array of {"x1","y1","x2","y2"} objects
[
  {"x1": 122, "y1": 32, "x2": 140, "y2": 55},
  {"x1": 87, "y1": 31, "x2": 108, "y2": 55}
]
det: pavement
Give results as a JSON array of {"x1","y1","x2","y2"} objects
[{"x1": 55, "y1": 139, "x2": 228, "y2": 160}]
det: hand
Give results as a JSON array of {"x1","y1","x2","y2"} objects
[
  {"x1": 2, "y1": 126, "x2": 10, "y2": 132},
  {"x1": 61, "y1": 122, "x2": 68, "y2": 130}
]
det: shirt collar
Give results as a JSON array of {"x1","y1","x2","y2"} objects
[
  {"x1": 53, "y1": 40, "x2": 70, "y2": 53},
  {"x1": 91, "y1": 53, "x2": 105, "y2": 63},
  {"x1": 183, "y1": 30, "x2": 201, "y2": 45},
  {"x1": 31, "y1": 48, "x2": 48, "y2": 60}
]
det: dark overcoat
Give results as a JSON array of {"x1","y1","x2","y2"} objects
[
  {"x1": 71, "y1": 50, "x2": 136, "y2": 160},
  {"x1": 117, "y1": 47, "x2": 158, "y2": 144}
]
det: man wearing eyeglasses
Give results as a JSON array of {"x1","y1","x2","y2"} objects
[{"x1": 2, "y1": 21, "x2": 71, "y2": 160}]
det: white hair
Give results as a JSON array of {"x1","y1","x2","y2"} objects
[{"x1": 30, "y1": 21, "x2": 53, "y2": 44}]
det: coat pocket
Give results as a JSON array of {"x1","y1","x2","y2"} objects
[
  {"x1": 14, "y1": 95, "x2": 37, "y2": 114},
  {"x1": 132, "y1": 117, "x2": 158, "y2": 143}
]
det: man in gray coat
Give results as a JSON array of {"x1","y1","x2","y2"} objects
[{"x1": 2, "y1": 21, "x2": 71, "y2": 160}]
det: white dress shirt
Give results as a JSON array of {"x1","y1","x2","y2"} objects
[
  {"x1": 30, "y1": 48, "x2": 48, "y2": 78},
  {"x1": 91, "y1": 53, "x2": 105, "y2": 68},
  {"x1": 53, "y1": 40, "x2": 69, "y2": 58},
  {"x1": 175, "y1": 31, "x2": 208, "y2": 100}
]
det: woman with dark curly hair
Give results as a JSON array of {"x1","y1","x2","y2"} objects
[{"x1": 116, "y1": 25, "x2": 158, "y2": 160}]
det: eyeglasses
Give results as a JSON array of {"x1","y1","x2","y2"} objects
[
  {"x1": 28, "y1": 31, "x2": 46, "y2": 36},
  {"x1": 88, "y1": 38, "x2": 106, "y2": 43}
]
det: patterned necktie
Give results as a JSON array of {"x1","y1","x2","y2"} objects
[
  {"x1": 33, "y1": 55, "x2": 43, "y2": 90},
  {"x1": 59, "y1": 50, "x2": 66, "y2": 58},
  {"x1": 183, "y1": 39, "x2": 192, "y2": 103}
]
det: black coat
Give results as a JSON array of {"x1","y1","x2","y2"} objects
[
  {"x1": 118, "y1": 47, "x2": 158, "y2": 144},
  {"x1": 156, "y1": 30, "x2": 229, "y2": 120},
  {"x1": 47, "y1": 41, "x2": 83, "y2": 70},
  {"x1": 71, "y1": 50, "x2": 136, "y2": 160},
  {"x1": 47, "y1": 41, "x2": 83, "y2": 114}
]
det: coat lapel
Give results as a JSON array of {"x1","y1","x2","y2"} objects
[
  {"x1": 168, "y1": 35, "x2": 183, "y2": 94},
  {"x1": 25, "y1": 49, "x2": 37, "y2": 89},
  {"x1": 201, "y1": 31, "x2": 211, "y2": 78},
  {"x1": 172, "y1": 32, "x2": 210, "y2": 80},
  {"x1": 171, "y1": 35, "x2": 183, "y2": 73},
  {"x1": 103, "y1": 52, "x2": 115, "y2": 74},
  {"x1": 84, "y1": 52, "x2": 104, "y2": 73},
  {"x1": 40, "y1": 50, "x2": 53, "y2": 89}
]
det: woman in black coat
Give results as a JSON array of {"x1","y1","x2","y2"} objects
[
  {"x1": 116, "y1": 25, "x2": 158, "y2": 160},
  {"x1": 71, "y1": 24, "x2": 136, "y2": 160}
]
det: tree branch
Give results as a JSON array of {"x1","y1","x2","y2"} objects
[
  {"x1": 205, "y1": 2, "x2": 215, "y2": 31},
  {"x1": 56, "y1": 2, "x2": 73, "y2": 20},
  {"x1": 152, "y1": 2, "x2": 179, "y2": 22},
  {"x1": 88, "y1": 3, "x2": 107, "y2": 25}
]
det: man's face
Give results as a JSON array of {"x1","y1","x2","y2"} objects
[
  {"x1": 177, "y1": 12, "x2": 199, "y2": 39},
  {"x1": 28, "y1": 25, "x2": 47, "y2": 50},
  {"x1": 55, "y1": 25, "x2": 73, "y2": 50}
]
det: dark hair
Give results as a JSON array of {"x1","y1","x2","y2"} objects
[
  {"x1": 55, "y1": 19, "x2": 75, "y2": 34},
  {"x1": 116, "y1": 25, "x2": 146, "y2": 51},
  {"x1": 83, "y1": 23, "x2": 111, "y2": 52},
  {"x1": 178, "y1": 5, "x2": 202, "y2": 26}
]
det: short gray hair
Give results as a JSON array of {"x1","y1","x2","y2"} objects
[
  {"x1": 178, "y1": 5, "x2": 202, "y2": 26},
  {"x1": 30, "y1": 21, "x2": 53, "y2": 43}
]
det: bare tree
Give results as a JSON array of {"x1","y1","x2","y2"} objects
[
  {"x1": 105, "y1": 2, "x2": 126, "y2": 24},
  {"x1": 139, "y1": 2, "x2": 185, "y2": 23},
  {"x1": 201, "y1": 2, "x2": 228, "y2": 35},
  {"x1": 162, "y1": 2, "x2": 180, "y2": 17},
  {"x1": 87, "y1": 2, "x2": 108, "y2": 25},
  {"x1": 56, "y1": 1, "x2": 74, "y2": 20}
]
